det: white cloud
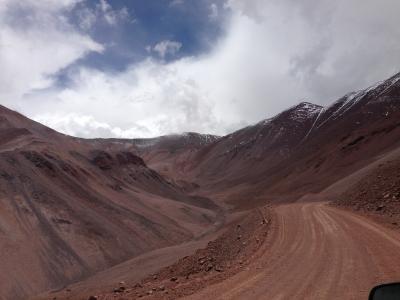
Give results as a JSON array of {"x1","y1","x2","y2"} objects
[
  {"x1": 3, "y1": 0, "x2": 83, "y2": 12},
  {"x1": 5, "y1": 0, "x2": 400, "y2": 139},
  {"x1": 225, "y1": 0, "x2": 400, "y2": 103},
  {"x1": 77, "y1": 7, "x2": 97, "y2": 30},
  {"x1": 76, "y1": 0, "x2": 131, "y2": 30},
  {"x1": 209, "y1": 3, "x2": 219, "y2": 20},
  {"x1": 152, "y1": 40, "x2": 182, "y2": 58},
  {"x1": 0, "y1": 0, "x2": 103, "y2": 105},
  {"x1": 35, "y1": 113, "x2": 152, "y2": 138},
  {"x1": 28, "y1": 60, "x2": 226, "y2": 138},
  {"x1": 97, "y1": 0, "x2": 130, "y2": 26},
  {"x1": 169, "y1": 0, "x2": 185, "y2": 7}
]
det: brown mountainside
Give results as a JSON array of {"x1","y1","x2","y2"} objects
[{"x1": 1, "y1": 72, "x2": 400, "y2": 299}]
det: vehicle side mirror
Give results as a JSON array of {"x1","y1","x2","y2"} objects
[{"x1": 369, "y1": 283, "x2": 400, "y2": 300}]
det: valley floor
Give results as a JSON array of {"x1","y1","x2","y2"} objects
[{"x1": 46, "y1": 201, "x2": 400, "y2": 300}]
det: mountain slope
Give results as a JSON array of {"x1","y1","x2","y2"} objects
[
  {"x1": 0, "y1": 106, "x2": 220, "y2": 300},
  {"x1": 191, "y1": 102, "x2": 323, "y2": 181},
  {"x1": 2, "y1": 72, "x2": 400, "y2": 300},
  {"x1": 89, "y1": 73, "x2": 400, "y2": 209},
  {"x1": 89, "y1": 132, "x2": 220, "y2": 189},
  {"x1": 132, "y1": 132, "x2": 220, "y2": 180},
  {"x1": 175, "y1": 73, "x2": 400, "y2": 207}
]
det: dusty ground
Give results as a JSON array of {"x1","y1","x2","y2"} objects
[
  {"x1": 185, "y1": 202, "x2": 400, "y2": 300},
  {"x1": 51, "y1": 202, "x2": 400, "y2": 300},
  {"x1": 34, "y1": 211, "x2": 247, "y2": 300},
  {"x1": 50, "y1": 207, "x2": 271, "y2": 300},
  {"x1": 335, "y1": 154, "x2": 400, "y2": 228}
]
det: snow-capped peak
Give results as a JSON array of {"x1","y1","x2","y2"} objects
[
  {"x1": 285, "y1": 102, "x2": 323, "y2": 121},
  {"x1": 133, "y1": 132, "x2": 220, "y2": 149},
  {"x1": 256, "y1": 102, "x2": 322, "y2": 127}
]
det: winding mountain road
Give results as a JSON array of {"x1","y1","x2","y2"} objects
[{"x1": 186, "y1": 202, "x2": 400, "y2": 300}]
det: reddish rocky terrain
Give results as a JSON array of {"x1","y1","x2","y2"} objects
[
  {"x1": 0, "y1": 106, "x2": 220, "y2": 300},
  {"x1": 188, "y1": 74, "x2": 400, "y2": 207},
  {"x1": 44, "y1": 207, "x2": 270, "y2": 300},
  {"x1": 334, "y1": 147, "x2": 400, "y2": 227},
  {"x1": 124, "y1": 73, "x2": 400, "y2": 209},
  {"x1": 1, "y1": 72, "x2": 400, "y2": 300},
  {"x1": 89, "y1": 133, "x2": 219, "y2": 191}
]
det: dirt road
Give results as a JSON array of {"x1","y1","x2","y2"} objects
[{"x1": 186, "y1": 202, "x2": 400, "y2": 300}]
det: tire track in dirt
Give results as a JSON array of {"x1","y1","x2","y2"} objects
[{"x1": 186, "y1": 202, "x2": 400, "y2": 300}]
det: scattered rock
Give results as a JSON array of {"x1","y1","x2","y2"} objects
[
  {"x1": 88, "y1": 296, "x2": 97, "y2": 300},
  {"x1": 89, "y1": 207, "x2": 271, "y2": 299},
  {"x1": 110, "y1": 184, "x2": 122, "y2": 191},
  {"x1": 205, "y1": 264, "x2": 214, "y2": 272},
  {"x1": 215, "y1": 266, "x2": 224, "y2": 272},
  {"x1": 90, "y1": 150, "x2": 114, "y2": 170},
  {"x1": 113, "y1": 286, "x2": 125, "y2": 293}
]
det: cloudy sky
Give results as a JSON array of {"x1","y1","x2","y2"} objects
[{"x1": 1, "y1": 0, "x2": 400, "y2": 138}]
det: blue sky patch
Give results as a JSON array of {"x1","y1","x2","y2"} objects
[{"x1": 67, "y1": 0, "x2": 228, "y2": 72}]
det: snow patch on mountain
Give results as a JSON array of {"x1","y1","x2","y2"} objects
[
  {"x1": 315, "y1": 72, "x2": 400, "y2": 130},
  {"x1": 133, "y1": 132, "x2": 220, "y2": 150},
  {"x1": 287, "y1": 102, "x2": 323, "y2": 121}
]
